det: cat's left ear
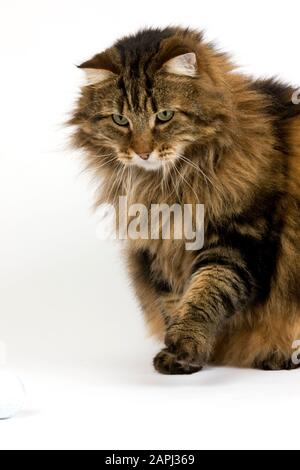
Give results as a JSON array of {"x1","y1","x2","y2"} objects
[
  {"x1": 78, "y1": 51, "x2": 119, "y2": 85},
  {"x1": 162, "y1": 52, "x2": 197, "y2": 77}
]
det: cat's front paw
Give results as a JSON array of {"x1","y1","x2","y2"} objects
[
  {"x1": 153, "y1": 319, "x2": 210, "y2": 375},
  {"x1": 153, "y1": 348, "x2": 203, "y2": 375}
]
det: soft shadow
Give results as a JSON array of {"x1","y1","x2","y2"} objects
[
  {"x1": 68, "y1": 354, "x2": 261, "y2": 388},
  {"x1": 16, "y1": 409, "x2": 41, "y2": 419},
  {"x1": 94, "y1": 356, "x2": 242, "y2": 388}
]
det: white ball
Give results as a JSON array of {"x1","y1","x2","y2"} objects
[{"x1": 0, "y1": 370, "x2": 25, "y2": 419}]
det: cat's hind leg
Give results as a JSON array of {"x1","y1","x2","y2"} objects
[
  {"x1": 212, "y1": 307, "x2": 300, "y2": 370},
  {"x1": 253, "y1": 352, "x2": 300, "y2": 371}
]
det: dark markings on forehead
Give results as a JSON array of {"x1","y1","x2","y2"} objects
[
  {"x1": 117, "y1": 76, "x2": 130, "y2": 114},
  {"x1": 118, "y1": 73, "x2": 157, "y2": 115},
  {"x1": 129, "y1": 76, "x2": 143, "y2": 112},
  {"x1": 115, "y1": 28, "x2": 175, "y2": 66},
  {"x1": 143, "y1": 54, "x2": 158, "y2": 113},
  {"x1": 119, "y1": 70, "x2": 152, "y2": 114},
  {"x1": 115, "y1": 28, "x2": 175, "y2": 114}
]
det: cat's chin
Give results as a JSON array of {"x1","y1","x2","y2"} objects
[{"x1": 131, "y1": 154, "x2": 163, "y2": 171}]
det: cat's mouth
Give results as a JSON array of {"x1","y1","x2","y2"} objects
[
  {"x1": 117, "y1": 149, "x2": 179, "y2": 171},
  {"x1": 131, "y1": 152, "x2": 163, "y2": 171},
  {"x1": 126, "y1": 150, "x2": 178, "y2": 171}
]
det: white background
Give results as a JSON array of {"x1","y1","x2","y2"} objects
[{"x1": 0, "y1": 0, "x2": 300, "y2": 450}]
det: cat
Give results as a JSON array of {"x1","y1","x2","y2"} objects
[{"x1": 70, "y1": 27, "x2": 300, "y2": 374}]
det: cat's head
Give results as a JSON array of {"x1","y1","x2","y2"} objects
[{"x1": 71, "y1": 27, "x2": 233, "y2": 174}]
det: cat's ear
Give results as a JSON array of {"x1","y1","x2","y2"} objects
[
  {"x1": 78, "y1": 51, "x2": 119, "y2": 85},
  {"x1": 162, "y1": 52, "x2": 197, "y2": 77},
  {"x1": 79, "y1": 68, "x2": 116, "y2": 85}
]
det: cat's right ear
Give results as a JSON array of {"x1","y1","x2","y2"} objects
[
  {"x1": 78, "y1": 51, "x2": 119, "y2": 85},
  {"x1": 162, "y1": 52, "x2": 197, "y2": 77}
]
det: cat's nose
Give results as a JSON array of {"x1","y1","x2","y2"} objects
[{"x1": 139, "y1": 153, "x2": 150, "y2": 160}]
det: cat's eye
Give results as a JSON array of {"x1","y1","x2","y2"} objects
[
  {"x1": 156, "y1": 110, "x2": 174, "y2": 123},
  {"x1": 112, "y1": 114, "x2": 129, "y2": 126}
]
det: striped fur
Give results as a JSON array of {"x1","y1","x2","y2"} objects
[{"x1": 70, "y1": 27, "x2": 300, "y2": 374}]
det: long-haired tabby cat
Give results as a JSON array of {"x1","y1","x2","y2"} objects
[{"x1": 70, "y1": 27, "x2": 300, "y2": 374}]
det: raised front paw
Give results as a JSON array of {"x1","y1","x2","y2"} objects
[{"x1": 153, "y1": 319, "x2": 211, "y2": 375}]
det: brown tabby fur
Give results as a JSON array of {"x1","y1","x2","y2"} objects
[{"x1": 70, "y1": 27, "x2": 300, "y2": 374}]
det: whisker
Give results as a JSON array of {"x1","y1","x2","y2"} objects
[
  {"x1": 172, "y1": 161, "x2": 199, "y2": 203},
  {"x1": 112, "y1": 164, "x2": 127, "y2": 207},
  {"x1": 161, "y1": 163, "x2": 169, "y2": 197},
  {"x1": 92, "y1": 156, "x2": 118, "y2": 171},
  {"x1": 165, "y1": 162, "x2": 180, "y2": 201},
  {"x1": 106, "y1": 161, "x2": 123, "y2": 204},
  {"x1": 176, "y1": 153, "x2": 215, "y2": 188}
]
